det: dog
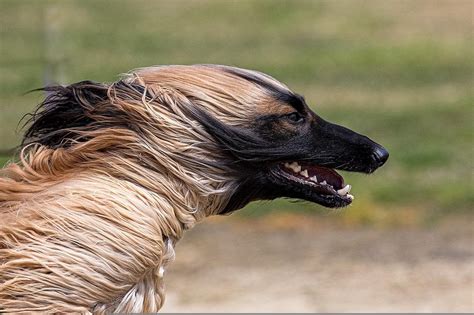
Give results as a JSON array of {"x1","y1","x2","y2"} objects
[{"x1": 0, "y1": 65, "x2": 388, "y2": 312}]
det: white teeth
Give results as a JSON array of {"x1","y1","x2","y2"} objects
[
  {"x1": 283, "y1": 162, "x2": 353, "y2": 201},
  {"x1": 287, "y1": 162, "x2": 301, "y2": 173},
  {"x1": 337, "y1": 184, "x2": 352, "y2": 196}
]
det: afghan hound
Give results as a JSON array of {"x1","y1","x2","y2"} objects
[{"x1": 0, "y1": 65, "x2": 388, "y2": 312}]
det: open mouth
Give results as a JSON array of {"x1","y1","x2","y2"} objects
[{"x1": 271, "y1": 161, "x2": 354, "y2": 208}]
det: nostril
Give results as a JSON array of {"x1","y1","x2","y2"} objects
[{"x1": 373, "y1": 146, "x2": 389, "y2": 167}]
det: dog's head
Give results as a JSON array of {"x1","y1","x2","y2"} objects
[
  {"x1": 24, "y1": 64, "x2": 388, "y2": 216},
  {"x1": 132, "y1": 65, "x2": 389, "y2": 214}
]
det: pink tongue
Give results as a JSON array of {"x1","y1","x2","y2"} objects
[{"x1": 307, "y1": 165, "x2": 344, "y2": 189}]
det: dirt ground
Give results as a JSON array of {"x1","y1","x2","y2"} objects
[{"x1": 161, "y1": 215, "x2": 473, "y2": 312}]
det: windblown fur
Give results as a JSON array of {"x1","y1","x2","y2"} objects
[
  {"x1": 0, "y1": 64, "x2": 388, "y2": 312},
  {"x1": 0, "y1": 65, "x2": 280, "y2": 312}
]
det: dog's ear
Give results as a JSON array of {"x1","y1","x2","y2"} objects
[
  {"x1": 22, "y1": 80, "x2": 148, "y2": 149},
  {"x1": 22, "y1": 81, "x2": 109, "y2": 148}
]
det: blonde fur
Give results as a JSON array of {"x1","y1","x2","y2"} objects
[{"x1": 0, "y1": 65, "x2": 292, "y2": 312}]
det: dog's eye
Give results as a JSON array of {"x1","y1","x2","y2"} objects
[{"x1": 285, "y1": 112, "x2": 304, "y2": 123}]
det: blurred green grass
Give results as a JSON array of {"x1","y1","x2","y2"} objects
[
  {"x1": 0, "y1": 0, "x2": 472, "y2": 225},
  {"x1": 0, "y1": 156, "x2": 9, "y2": 168}
]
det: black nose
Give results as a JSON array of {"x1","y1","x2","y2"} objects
[{"x1": 372, "y1": 146, "x2": 389, "y2": 167}]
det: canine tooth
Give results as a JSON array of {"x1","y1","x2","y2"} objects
[
  {"x1": 347, "y1": 194, "x2": 354, "y2": 200},
  {"x1": 284, "y1": 162, "x2": 290, "y2": 168},
  {"x1": 320, "y1": 180, "x2": 327, "y2": 185},
  {"x1": 300, "y1": 169, "x2": 309, "y2": 177},
  {"x1": 337, "y1": 185, "x2": 352, "y2": 196},
  {"x1": 310, "y1": 175, "x2": 318, "y2": 182}
]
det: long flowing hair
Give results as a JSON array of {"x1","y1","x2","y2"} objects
[{"x1": 0, "y1": 65, "x2": 294, "y2": 312}]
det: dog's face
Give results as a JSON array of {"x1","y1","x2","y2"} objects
[
  {"x1": 131, "y1": 65, "x2": 389, "y2": 214},
  {"x1": 174, "y1": 66, "x2": 388, "y2": 213},
  {"x1": 219, "y1": 101, "x2": 389, "y2": 213}
]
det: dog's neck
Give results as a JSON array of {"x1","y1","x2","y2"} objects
[
  {"x1": 82, "y1": 162, "x2": 231, "y2": 312},
  {"x1": 0, "y1": 143, "x2": 235, "y2": 313}
]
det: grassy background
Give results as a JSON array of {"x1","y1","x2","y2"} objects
[{"x1": 0, "y1": 0, "x2": 472, "y2": 225}]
